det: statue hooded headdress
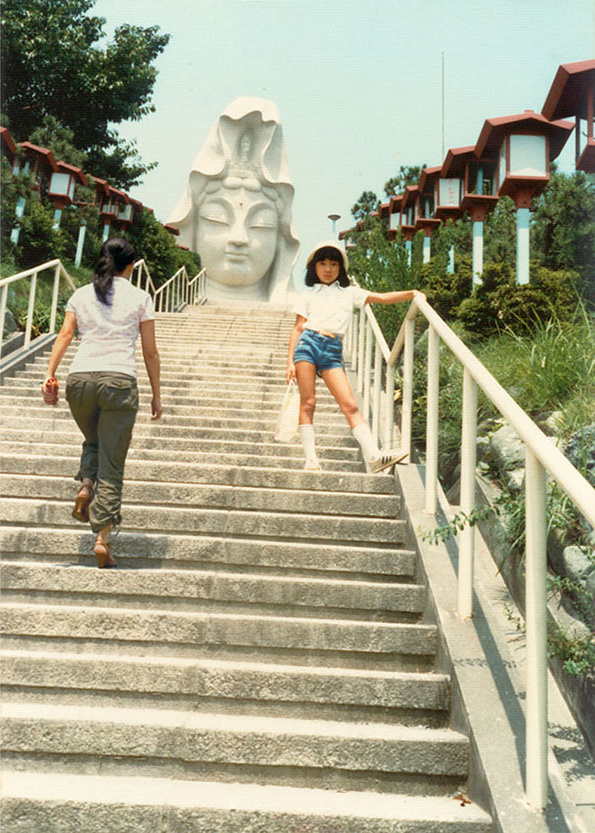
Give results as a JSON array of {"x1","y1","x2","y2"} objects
[{"x1": 167, "y1": 98, "x2": 300, "y2": 302}]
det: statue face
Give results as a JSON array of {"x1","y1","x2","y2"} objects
[{"x1": 196, "y1": 187, "x2": 279, "y2": 287}]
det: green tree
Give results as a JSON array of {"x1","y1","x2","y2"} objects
[
  {"x1": 383, "y1": 165, "x2": 425, "y2": 198},
  {"x1": 531, "y1": 170, "x2": 595, "y2": 300},
  {"x1": 127, "y1": 208, "x2": 201, "y2": 287},
  {"x1": 28, "y1": 117, "x2": 88, "y2": 170},
  {"x1": 351, "y1": 190, "x2": 379, "y2": 222},
  {"x1": 0, "y1": 0, "x2": 170, "y2": 188}
]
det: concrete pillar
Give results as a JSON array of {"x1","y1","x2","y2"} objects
[
  {"x1": 447, "y1": 245, "x2": 455, "y2": 274},
  {"x1": 405, "y1": 239, "x2": 412, "y2": 267},
  {"x1": 102, "y1": 223, "x2": 110, "y2": 242},
  {"x1": 75, "y1": 223, "x2": 87, "y2": 268},
  {"x1": 423, "y1": 236, "x2": 431, "y2": 264},
  {"x1": 516, "y1": 207, "x2": 530, "y2": 285},
  {"x1": 53, "y1": 208, "x2": 62, "y2": 230},
  {"x1": 10, "y1": 197, "x2": 27, "y2": 244},
  {"x1": 472, "y1": 220, "x2": 483, "y2": 289}
]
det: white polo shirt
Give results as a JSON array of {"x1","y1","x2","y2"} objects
[
  {"x1": 292, "y1": 282, "x2": 370, "y2": 337},
  {"x1": 66, "y1": 277, "x2": 155, "y2": 378}
]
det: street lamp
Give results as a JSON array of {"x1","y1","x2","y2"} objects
[{"x1": 327, "y1": 213, "x2": 341, "y2": 235}]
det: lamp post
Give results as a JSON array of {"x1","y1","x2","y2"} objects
[{"x1": 327, "y1": 213, "x2": 341, "y2": 235}]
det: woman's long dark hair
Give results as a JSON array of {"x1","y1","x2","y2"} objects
[
  {"x1": 305, "y1": 245, "x2": 349, "y2": 287},
  {"x1": 93, "y1": 238, "x2": 137, "y2": 305}
]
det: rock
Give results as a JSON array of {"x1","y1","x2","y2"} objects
[
  {"x1": 489, "y1": 423, "x2": 525, "y2": 472},
  {"x1": 505, "y1": 468, "x2": 525, "y2": 493},
  {"x1": 561, "y1": 546, "x2": 594, "y2": 584},
  {"x1": 3, "y1": 308, "x2": 18, "y2": 336},
  {"x1": 539, "y1": 411, "x2": 564, "y2": 436}
]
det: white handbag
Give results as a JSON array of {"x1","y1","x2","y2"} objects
[{"x1": 274, "y1": 380, "x2": 300, "y2": 443}]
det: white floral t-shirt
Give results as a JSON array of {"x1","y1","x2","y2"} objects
[{"x1": 66, "y1": 277, "x2": 155, "y2": 378}]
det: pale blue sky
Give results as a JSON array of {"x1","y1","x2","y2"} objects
[{"x1": 93, "y1": 0, "x2": 594, "y2": 280}]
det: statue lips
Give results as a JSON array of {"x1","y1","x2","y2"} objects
[{"x1": 225, "y1": 251, "x2": 249, "y2": 263}]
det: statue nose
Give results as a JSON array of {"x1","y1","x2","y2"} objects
[{"x1": 229, "y1": 220, "x2": 249, "y2": 246}]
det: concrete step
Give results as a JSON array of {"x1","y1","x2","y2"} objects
[
  {"x1": 0, "y1": 527, "x2": 417, "y2": 579},
  {"x1": 2, "y1": 376, "x2": 344, "y2": 403},
  {"x1": 0, "y1": 431, "x2": 362, "y2": 463},
  {"x1": 0, "y1": 602, "x2": 437, "y2": 669},
  {"x1": 0, "y1": 441, "x2": 367, "y2": 471},
  {"x1": 0, "y1": 455, "x2": 395, "y2": 495},
  {"x1": 0, "y1": 497, "x2": 407, "y2": 544},
  {"x1": 0, "y1": 474, "x2": 400, "y2": 518},
  {"x1": 0, "y1": 420, "x2": 359, "y2": 449},
  {"x1": 0, "y1": 563, "x2": 424, "y2": 622},
  {"x1": 0, "y1": 408, "x2": 356, "y2": 441},
  {"x1": 0, "y1": 772, "x2": 493, "y2": 832},
  {"x1": 0, "y1": 649, "x2": 449, "y2": 725},
  {"x1": 1, "y1": 702, "x2": 469, "y2": 794}
]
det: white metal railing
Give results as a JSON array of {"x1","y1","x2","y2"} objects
[
  {"x1": 1, "y1": 259, "x2": 207, "y2": 365},
  {"x1": 0, "y1": 260, "x2": 76, "y2": 355},
  {"x1": 132, "y1": 259, "x2": 157, "y2": 295},
  {"x1": 346, "y1": 293, "x2": 595, "y2": 810},
  {"x1": 152, "y1": 265, "x2": 207, "y2": 312}
]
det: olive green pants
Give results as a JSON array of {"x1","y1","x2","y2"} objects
[{"x1": 66, "y1": 372, "x2": 139, "y2": 533}]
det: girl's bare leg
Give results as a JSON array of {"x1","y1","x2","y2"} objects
[
  {"x1": 320, "y1": 367, "x2": 364, "y2": 428},
  {"x1": 295, "y1": 361, "x2": 321, "y2": 469},
  {"x1": 295, "y1": 361, "x2": 317, "y2": 424},
  {"x1": 321, "y1": 367, "x2": 404, "y2": 471}
]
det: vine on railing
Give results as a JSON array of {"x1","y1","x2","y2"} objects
[{"x1": 347, "y1": 292, "x2": 595, "y2": 810}]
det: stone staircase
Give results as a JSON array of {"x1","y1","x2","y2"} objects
[{"x1": 0, "y1": 305, "x2": 492, "y2": 832}]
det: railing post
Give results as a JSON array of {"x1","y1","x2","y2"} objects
[
  {"x1": 49, "y1": 263, "x2": 61, "y2": 335},
  {"x1": 372, "y1": 341, "x2": 382, "y2": 444},
  {"x1": 425, "y1": 326, "x2": 439, "y2": 515},
  {"x1": 357, "y1": 309, "x2": 366, "y2": 392},
  {"x1": 363, "y1": 319, "x2": 372, "y2": 419},
  {"x1": 401, "y1": 317, "x2": 415, "y2": 460},
  {"x1": 384, "y1": 363, "x2": 395, "y2": 449},
  {"x1": 458, "y1": 368, "x2": 478, "y2": 618},
  {"x1": 24, "y1": 272, "x2": 38, "y2": 349},
  {"x1": 525, "y1": 449, "x2": 548, "y2": 809},
  {"x1": 0, "y1": 283, "x2": 8, "y2": 351},
  {"x1": 349, "y1": 310, "x2": 358, "y2": 370}
]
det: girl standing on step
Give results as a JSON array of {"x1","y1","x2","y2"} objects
[
  {"x1": 287, "y1": 241, "x2": 424, "y2": 473},
  {"x1": 41, "y1": 238, "x2": 162, "y2": 568}
]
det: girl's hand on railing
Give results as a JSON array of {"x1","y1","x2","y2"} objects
[
  {"x1": 286, "y1": 363, "x2": 296, "y2": 384},
  {"x1": 412, "y1": 290, "x2": 426, "y2": 302}
]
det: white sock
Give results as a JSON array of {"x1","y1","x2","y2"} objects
[
  {"x1": 352, "y1": 423, "x2": 380, "y2": 462},
  {"x1": 299, "y1": 424, "x2": 317, "y2": 461}
]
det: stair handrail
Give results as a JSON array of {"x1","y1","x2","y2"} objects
[
  {"x1": 131, "y1": 259, "x2": 157, "y2": 295},
  {"x1": 152, "y1": 265, "x2": 207, "y2": 313},
  {"x1": 346, "y1": 293, "x2": 595, "y2": 810},
  {"x1": 187, "y1": 266, "x2": 207, "y2": 307},
  {"x1": 0, "y1": 259, "x2": 76, "y2": 357}
]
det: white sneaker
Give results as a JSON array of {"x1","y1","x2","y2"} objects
[
  {"x1": 303, "y1": 458, "x2": 322, "y2": 472},
  {"x1": 369, "y1": 449, "x2": 408, "y2": 474}
]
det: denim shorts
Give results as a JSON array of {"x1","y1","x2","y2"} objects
[{"x1": 294, "y1": 329, "x2": 344, "y2": 373}]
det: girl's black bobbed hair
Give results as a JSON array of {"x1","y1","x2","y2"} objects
[{"x1": 305, "y1": 241, "x2": 350, "y2": 287}]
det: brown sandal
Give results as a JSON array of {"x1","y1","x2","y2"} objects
[
  {"x1": 94, "y1": 539, "x2": 117, "y2": 569},
  {"x1": 72, "y1": 486, "x2": 92, "y2": 523}
]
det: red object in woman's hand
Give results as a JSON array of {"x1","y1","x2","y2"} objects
[{"x1": 41, "y1": 377, "x2": 59, "y2": 405}]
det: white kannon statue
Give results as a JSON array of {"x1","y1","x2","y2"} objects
[{"x1": 167, "y1": 98, "x2": 300, "y2": 303}]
